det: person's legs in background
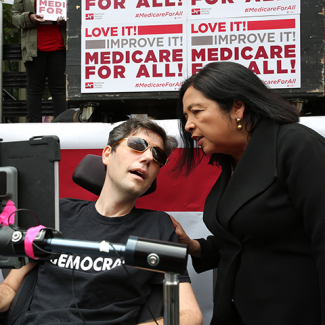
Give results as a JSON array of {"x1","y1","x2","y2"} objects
[
  {"x1": 46, "y1": 49, "x2": 67, "y2": 118},
  {"x1": 25, "y1": 52, "x2": 47, "y2": 122}
]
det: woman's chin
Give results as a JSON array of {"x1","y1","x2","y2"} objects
[
  {"x1": 202, "y1": 148, "x2": 213, "y2": 155},
  {"x1": 201, "y1": 146, "x2": 219, "y2": 155}
]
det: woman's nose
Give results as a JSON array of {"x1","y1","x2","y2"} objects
[{"x1": 185, "y1": 119, "x2": 195, "y2": 133}]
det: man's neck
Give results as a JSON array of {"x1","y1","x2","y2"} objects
[{"x1": 94, "y1": 186, "x2": 137, "y2": 218}]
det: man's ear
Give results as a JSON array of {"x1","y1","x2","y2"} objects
[
  {"x1": 231, "y1": 99, "x2": 245, "y2": 120},
  {"x1": 102, "y1": 146, "x2": 112, "y2": 166}
]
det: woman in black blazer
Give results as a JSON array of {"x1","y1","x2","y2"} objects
[{"x1": 171, "y1": 61, "x2": 325, "y2": 325}]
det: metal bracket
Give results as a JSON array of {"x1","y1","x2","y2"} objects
[
  {"x1": 80, "y1": 102, "x2": 99, "y2": 122},
  {"x1": 289, "y1": 98, "x2": 308, "y2": 112}
]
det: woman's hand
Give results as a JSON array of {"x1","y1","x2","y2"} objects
[
  {"x1": 29, "y1": 13, "x2": 45, "y2": 25},
  {"x1": 169, "y1": 215, "x2": 201, "y2": 258}
]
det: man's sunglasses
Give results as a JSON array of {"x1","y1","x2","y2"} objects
[{"x1": 111, "y1": 136, "x2": 168, "y2": 166}]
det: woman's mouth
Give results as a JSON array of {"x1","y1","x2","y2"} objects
[
  {"x1": 192, "y1": 136, "x2": 204, "y2": 147},
  {"x1": 197, "y1": 137, "x2": 204, "y2": 147}
]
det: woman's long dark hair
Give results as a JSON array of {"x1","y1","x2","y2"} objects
[{"x1": 173, "y1": 61, "x2": 300, "y2": 176}]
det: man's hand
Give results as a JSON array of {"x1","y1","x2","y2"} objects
[
  {"x1": 0, "y1": 282, "x2": 16, "y2": 313},
  {"x1": 29, "y1": 13, "x2": 45, "y2": 25}
]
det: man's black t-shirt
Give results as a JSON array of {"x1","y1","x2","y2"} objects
[{"x1": 22, "y1": 198, "x2": 190, "y2": 325}]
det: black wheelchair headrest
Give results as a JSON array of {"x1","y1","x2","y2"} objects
[{"x1": 72, "y1": 154, "x2": 156, "y2": 197}]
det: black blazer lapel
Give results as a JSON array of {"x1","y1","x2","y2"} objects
[
  {"x1": 218, "y1": 120, "x2": 279, "y2": 227},
  {"x1": 203, "y1": 155, "x2": 231, "y2": 235}
]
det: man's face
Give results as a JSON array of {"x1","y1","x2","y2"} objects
[{"x1": 103, "y1": 130, "x2": 164, "y2": 199}]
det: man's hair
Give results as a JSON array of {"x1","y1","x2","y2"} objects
[{"x1": 107, "y1": 118, "x2": 177, "y2": 156}]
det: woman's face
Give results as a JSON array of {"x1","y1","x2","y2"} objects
[{"x1": 183, "y1": 86, "x2": 241, "y2": 156}]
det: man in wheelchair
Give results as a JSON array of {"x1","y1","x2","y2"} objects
[{"x1": 0, "y1": 118, "x2": 203, "y2": 325}]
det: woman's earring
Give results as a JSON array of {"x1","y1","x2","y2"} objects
[{"x1": 236, "y1": 118, "x2": 242, "y2": 130}]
